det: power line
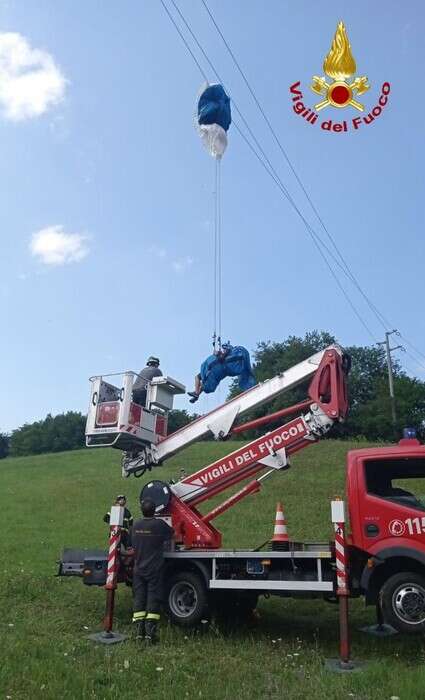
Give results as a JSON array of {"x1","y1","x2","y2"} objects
[
  {"x1": 403, "y1": 348, "x2": 425, "y2": 375},
  {"x1": 163, "y1": 0, "x2": 377, "y2": 341},
  {"x1": 398, "y1": 333, "x2": 425, "y2": 365},
  {"x1": 200, "y1": 0, "x2": 390, "y2": 333},
  {"x1": 201, "y1": 0, "x2": 425, "y2": 363},
  {"x1": 232, "y1": 121, "x2": 378, "y2": 341},
  {"x1": 159, "y1": 0, "x2": 208, "y2": 82},
  {"x1": 161, "y1": 0, "x2": 425, "y2": 371}
]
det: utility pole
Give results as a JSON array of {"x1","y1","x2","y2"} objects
[{"x1": 377, "y1": 330, "x2": 403, "y2": 430}]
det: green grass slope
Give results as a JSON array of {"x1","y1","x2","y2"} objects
[{"x1": 1, "y1": 440, "x2": 425, "y2": 699}]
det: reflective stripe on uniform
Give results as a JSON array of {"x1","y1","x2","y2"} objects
[
  {"x1": 132, "y1": 611, "x2": 146, "y2": 622},
  {"x1": 146, "y1": 613, "x2": 160, "y2": 621}
]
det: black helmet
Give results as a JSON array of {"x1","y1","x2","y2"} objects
[{"x1": 147, "y1": 356, "x2": 160, "y2": 366}]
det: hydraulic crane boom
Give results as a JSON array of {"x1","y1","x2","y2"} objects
[
  {"x1": 85, "y1": 345, "x2": 348, "y2": 482},
  {"x1": 153, "y1": 345, "x2": 344, "y2": 464},
  {"x1": 138, "y1": 346, "x2": 349, "y2": 548}
]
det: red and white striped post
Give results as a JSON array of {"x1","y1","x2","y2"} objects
[
  {"x1": 103, "y1": 505, "x2": 123, "y2": 634},
  {"x1": 331, "y1": 498, "x2": 352, "y2": 669}
]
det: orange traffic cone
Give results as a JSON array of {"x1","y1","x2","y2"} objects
[{"x1": 272, "y1": 502, "x2": 289, "y2": 550}]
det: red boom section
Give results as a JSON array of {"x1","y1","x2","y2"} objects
[
  {"x1": 165, "y1": 348, "x2": 348, "y2": 549},
  {"x1": 308, "y1": 348, "x2": 348, "y2": 419},
  {"x1": 231, "y1": 400, "x2": 313, "y2": 435},
  {"x1": 185, "y1": 416, "x2": 308, "y2": 506}
]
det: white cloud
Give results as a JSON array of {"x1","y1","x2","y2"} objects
[
  {"x1": 30, "y1": 225, "x2": 89, "y2": 266},
  {"x1": 172, "y1": 256, "x2": 194, "y2": 273},
  {"x1": 0, "y1": 33, "x2": 66, "y2": 121}
]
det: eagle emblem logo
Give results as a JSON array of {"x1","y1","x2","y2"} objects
[{"x1": 311, "y1": 21, "x2": 370, "y2": 112}]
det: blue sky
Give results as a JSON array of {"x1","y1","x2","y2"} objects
[{"x1": 1, "y1": 0, "x2": 424, "y2": 432}]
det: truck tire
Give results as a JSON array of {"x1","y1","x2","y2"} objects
[
  {"x1": 165, "y1": 571, "x2": 209, "y2": 627},
  {"x1": 380, "y1": 572, "x2": 425, "y2": 634}
]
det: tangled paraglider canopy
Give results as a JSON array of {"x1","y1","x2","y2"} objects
[{"x1": 197, "y1": 83, "x2": 231, "y2": 159}]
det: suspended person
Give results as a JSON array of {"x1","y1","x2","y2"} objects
[
  {"x1": 131, "y1": 497, "x2": 174, "y2": 644},
  {"x1": 132, "y1": 356, "x2": 163, "y2": 407},
  {"x1": 188, "y1": 343, "x2": 256, "y2": 403}
]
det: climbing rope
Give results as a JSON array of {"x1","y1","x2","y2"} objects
[
  {"x1": 213, "y1": 157, "x2": 222, "y2": 351},
  {"x1": 217, "y1": 157, "x2": 222, "y2": 348}
]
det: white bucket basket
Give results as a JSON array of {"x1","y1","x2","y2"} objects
[{"x1": 85, "y1": 372, "x2": 185, "y2": 451}]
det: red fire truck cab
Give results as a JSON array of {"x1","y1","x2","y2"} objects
[{"x1": 347, "y1": 437, "x2": 425, "y2": 633}]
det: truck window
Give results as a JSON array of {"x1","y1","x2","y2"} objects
[{"x1": 365, "y1": 458, "x2": 425, "y2": 512}]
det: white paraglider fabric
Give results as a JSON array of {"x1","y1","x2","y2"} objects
[{"x1": 198, "y1": 123, "x2": 228, "y2": 159}]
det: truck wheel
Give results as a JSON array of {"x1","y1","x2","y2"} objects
[
  {"x1": 165, "y1": 571, "x2": 209, "y2": 627},
  {"x1": 380, "y1": 572, "x2": 425, "y2": 634}
]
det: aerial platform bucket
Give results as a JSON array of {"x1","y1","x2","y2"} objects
[{"x1": 85, "y1": 372, "x2": 185, "y2": 452}]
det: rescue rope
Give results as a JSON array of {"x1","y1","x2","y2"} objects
[
  {"x1": 217, "y1": 157, "x2": 222, "y2": 348},
  {"x1": 213, "y1": 157, "x2": 218, "y2": 349},
  {"x1": 212, "y1": 157, "x2": 222, "y2": 351}
]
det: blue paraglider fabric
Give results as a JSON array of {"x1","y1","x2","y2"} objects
[
  {"x1": 200, "y1": 346, "x2": 256, "y2": 394},
  {"x1": 225, "y1": 346, "x2": 256, "y2": 390},
  {"x1": 200, "y1": 354, "x2": 226, "y2": 394},
  {"x1": 198, "y1": 84, "x2": 231, "y2": 132}
]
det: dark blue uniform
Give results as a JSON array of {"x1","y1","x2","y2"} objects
[{"x1": 131, "y1": 517, "x2": 174, "y2": 627}]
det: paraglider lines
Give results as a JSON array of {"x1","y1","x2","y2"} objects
[
  {"x1": 160, "y1": 0, "x2": 425, "y2": 375},
  {"x1": 162, "y1": 0, "x2": 377, "y2": 343},
  {"x1": 199, "y1": 0, "x2": 425, "y2": 374}
]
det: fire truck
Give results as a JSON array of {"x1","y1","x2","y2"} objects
[{"x1": 59, "y1": 345, "x2": 425, "y2": 635}]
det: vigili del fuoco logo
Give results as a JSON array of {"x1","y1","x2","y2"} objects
[{"x1": 289, "y1": 21, "x2": 390, "y2": 133}]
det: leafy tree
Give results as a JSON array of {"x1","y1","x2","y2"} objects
[
  {"x1": 252, "y1": 331, "x2": 337, "y2": 385},
  {"x1": 0, "y1": 432, "x2": 9, "y2": 459},
  {"x1": 342, "y1": 345, "x2": 400, "y2": 413},
  {"x1": 394, "y1": 375, "x2": 425, "y2": 439},
  {"x1": 167, "y1": 409, "x2": 198, "y2": 434},
  {"x1": 347, "y1": 375, "x2": 425, "y2": 441},
  {"x1": 10, "y1": 412, "x2": 86, "y2": 457}
]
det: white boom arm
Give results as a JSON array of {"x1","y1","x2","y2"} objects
[
  {"x1": 86, "y1": 344, "x2": 345, "y2": 476},
  {"x1": 152, "y1": 344, "x2": 343, "y2": 465}
]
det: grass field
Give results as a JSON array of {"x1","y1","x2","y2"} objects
[{"x1": 2, "y1": 439, "x2": 425, "y2": 699}]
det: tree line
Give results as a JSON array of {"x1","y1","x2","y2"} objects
[
  {"x1": 1, "y1": 411, "x2": 86, "y2": 458},
  {"x1": 1, "y1": 331, "x2": 424, "y2": 458},
  {"x1": 0, "y1": 408, "x2": 198, "y2": 458}
]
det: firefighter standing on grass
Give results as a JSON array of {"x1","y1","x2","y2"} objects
[{"x1": 131, "y1": 497, "x2": 174, "y2": 644}]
